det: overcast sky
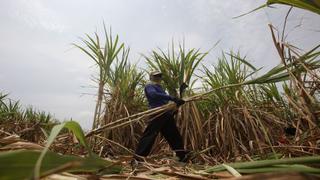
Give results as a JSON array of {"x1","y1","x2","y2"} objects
[{"x1": 0, "y1": 0, "x2": 319, "y2": 130}]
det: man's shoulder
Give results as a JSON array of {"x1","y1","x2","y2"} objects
[
  {"x1": 145, "y1": 82, "x2": 157, "y2": 88},
  {"x1": 145, "y1": 83, "x2": 154, "y2": 91},
  {"x1": 145, "y1": 83, "x2": 163, "y2": 92}
]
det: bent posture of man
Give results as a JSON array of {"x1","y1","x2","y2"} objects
[{"x1": 132, "y1": 71, "x2": 188, "y2": 165}]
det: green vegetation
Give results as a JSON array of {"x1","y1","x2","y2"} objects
[
  {"x1": 0, "y1": 93, "x2": 54, "y2": 125},
  {"x1": 205, "y1": 156, "x2": 320, "y2": 174},
  {"x1": 0, "y1": 121, "x2": 121, "y2": 180},
  {"x1": 237, "y1": 0, "x2": 320, "y2": 18},
  {"x1": 0, "y1": 93, "x2": 57, "y2": 142},
  {"x1": 266, "y1": 0, "x2": 320, "y2": 15},
  {"x1": 73, "y1": 25, "x2": 125, "y2": 130}
]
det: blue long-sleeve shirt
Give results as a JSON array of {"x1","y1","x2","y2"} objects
[{"x1": 144, "y1": 83, "x2": 174, "y2": 109}]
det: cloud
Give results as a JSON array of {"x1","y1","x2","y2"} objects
[{"x1": 9, "y1": 0, "x2": 67, "y2": 32}]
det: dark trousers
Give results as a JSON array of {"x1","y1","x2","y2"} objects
[{"x1": 135, "y1": 112, "x2": 186, "y2": 160}]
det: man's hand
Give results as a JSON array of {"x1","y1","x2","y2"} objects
[
  {"x1": 172, "y1": 97, "x2": 185, "y2": 107},
  {"x1": 179, "y1": 83, "x2": 188, "y2": 98}
]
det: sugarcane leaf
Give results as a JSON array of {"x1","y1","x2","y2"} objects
[
  {"x1": 237, "y1": 164, "x2": 320, "y2": 174},
  {"x1": 34, "y1": 121, "x2": 92, "y2": 179},
  {"x1": 235, "y1": 0, "x2": 320, "y2": 19},
  {"x1": 222, "y1": 164, "x2": 242, "y2": 177},
  {"x1": 227, "y1": 52, "x2": 257, "y2": 71},
  {"x1": 0, "y1": 150, "x2": 121, "y2": 180},
  {"x1": 267, "y1": 0, "x2": 320, "y2": 15},
  {"x1": 233, "y1": 4, "x2": 268, "y2": 18},
  {"x1": 72, "y1": 43, "x2": 100, "y2": 65},
  {"x1": 205, "y1": 156, "x2": 320, "y2": 173}
]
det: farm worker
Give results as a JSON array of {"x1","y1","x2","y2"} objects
[{"x1": 132, "y1": 70, "x2": 189, "y2": 165}]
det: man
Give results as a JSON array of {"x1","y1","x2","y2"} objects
[{"x1": 132, "y1": 70, "x2": 188, "y2": 165}]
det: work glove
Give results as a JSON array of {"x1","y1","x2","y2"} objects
[
  {"x1": 179, "y1": 83, "x2": 188, "y2": 97},
  {"x1": 172, "y1": 97, "x2": 185, "y2": 107}
]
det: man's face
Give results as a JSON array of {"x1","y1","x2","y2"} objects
[{"x1": 152, "y1": 74, "x2": 162, "y2": 83}]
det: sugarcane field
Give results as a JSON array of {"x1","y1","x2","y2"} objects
[{"x1": 1, "y1": 1, "x2": 320, "y2": 180}]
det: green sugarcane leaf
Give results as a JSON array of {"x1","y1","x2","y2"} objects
[
  {"x1": 34, "y1": 121, "x2": 93, "y2": 179},
  {"x1": 235, "y1": 0, "x2": 320, "y2": 19},
  {"x1": 0, "y1": 150, "x2": 122, "y2": 180},
  {"x1": 222, "y1": 164, "x2": 242, "y2": 177},
  {"x1": 233, "y1": 4, "x2": 268, "y2": 18},
  {"x1": 227, "y1": 53, "x2": 257, "y2": 71},
  {"x1": 237, "y1": 164, "x2": 320, "y2": 174},
  {"x1": 268, "y1": 0, "x2": 320, "y2": 15},
  {"x1": 205, "y1": 156, "x2": 320, "y2": 173}
]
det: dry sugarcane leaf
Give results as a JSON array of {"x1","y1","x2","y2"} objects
[
  {"x1": 0, "y1": 135, "x2": 22, "y2": 145},
  {"x1": 0, "y1": 141, "x2": 43, "y2": 151},
  {"x1": 173, "y1": 171, "x2": 209, "y2": 180},
  {"x1": 212, "y1": 171, "x2": 234, "y2": 179},
  {"x1": 44, "y1": 173, "x2": 86, "y2": 180},
  {"x1": 102, "y1": 173, "x2": 161, "y2": 180}
]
